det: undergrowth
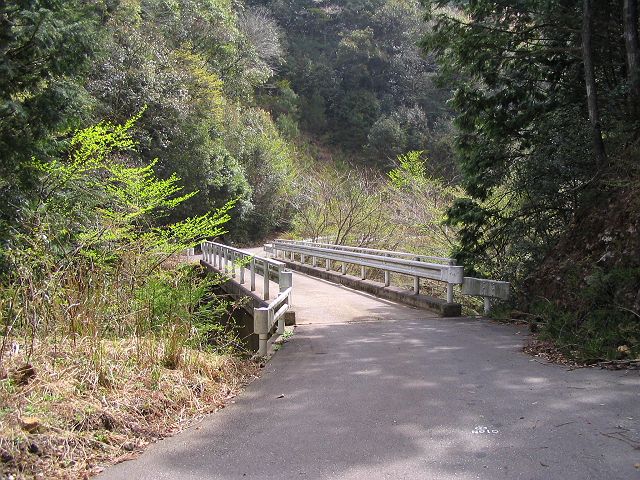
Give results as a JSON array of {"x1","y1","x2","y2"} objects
[
  {"x1": 0, "y1": 334, "x2": 257, "y2": 479},
  {"x1": 531, "y1": 267, "x2": 640, "y2": 363},
  {"x1": 0, "y1": 116, "x2": 253, "y2": 478}
]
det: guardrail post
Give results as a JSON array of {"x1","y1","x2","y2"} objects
[
  {"x1": 301, "y1": 253, "x2": 306, "y2": 264},
  {"x1": 326, "y1": 259, "x2": 330, "y2": 271},
  {"x1": 312, "y1": 256, "x2": 317, "y2": 267},
  {"x1": 384, "y1": 253, "x2": 391, "y2": 286},
  {"x1": 342, "y1": 261, "x2": 346, "y2": 275},
  {"x1": 250, "y1": 257, "x2": 256, "y2": 291},
  {"x1": 484, "y1": 297, "x2": 492, "y2": 315},
  {"x1": 446, "y1": 259, "x2": 456, "y2": 303},
  {"x1": 231, "y1": 252, "x2": 236, "y2": 278},
  {"x1": 279, "y1": 270, "x2": 293, "y2": 293},
  {"x1": 276, "y1": 309, "x2": 284, "y2": 335},
  {"x1": 446, "y1": 284, "x2": 454, "y2": 303},
  {"x1": 361, "y1": 265, "x2": 366, "y2": 279},
  {"x1": 240, "y1": 256, "x2": 245, "y2": 284},
  {"x1": 263, "y1": 261, "x2": 270, "y2": 300},
  {"x1": 254, "y1": 308, "x2": 269, "y2": 357},
  {"x1": 414, "y1": 256, "x2": 420, "y2": 294}
]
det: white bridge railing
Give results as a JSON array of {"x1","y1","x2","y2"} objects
[
  {"x1": 267, "y1": 239, "x2": 463, "y2": 303},
  {"x1": 201, "y1": 241, "x2": 292, "y2": 356},
  {"x1": 266, "y1": 239, "x2": 509, "y2": 312}
]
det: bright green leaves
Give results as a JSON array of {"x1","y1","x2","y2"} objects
[
  {"x1": 388, "y1": 150, "x2": 426, "y2": 188},
  {"x1": 24, "y1": 114, "x2": 233, "y2": 271}
]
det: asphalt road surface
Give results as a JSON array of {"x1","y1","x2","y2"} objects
[{"x1": 100, "y1": 267, "x2": 640, "y2": 480}]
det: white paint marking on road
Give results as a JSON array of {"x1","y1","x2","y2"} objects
[{"x1": 472, "y1": 426, "x2": 499, "y2": 434}]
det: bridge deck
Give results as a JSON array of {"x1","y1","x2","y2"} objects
[{"x1": 101, "y1": 249, "x2": 640, "y2": 480}]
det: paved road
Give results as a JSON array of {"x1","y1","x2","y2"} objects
[{"x1": 101, "y1": 265, "x2": 640, "y2": 480}]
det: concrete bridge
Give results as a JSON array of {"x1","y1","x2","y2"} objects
[{"x1": 100, "y1": 242, "x2": 640, "y2": 480}]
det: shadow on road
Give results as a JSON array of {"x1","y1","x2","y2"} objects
[{"x1": 101, "y1": 316, "x2": 640, "y2": 480}]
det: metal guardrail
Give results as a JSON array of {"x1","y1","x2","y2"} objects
[
  {"x1": 253, "y1": 287, "x2": 291, "y2": 356},
  {"x1": 462, "y1": 276, "x2": 510, "y2": 314},
  {"x1": 267, "y1": 240, "x2": 510, "y2": 313},
  {"x1": 268, "y1": 239, "x2": 463, "y2": 303},
  {"x1": 278, "y1": 239, "x2": 456, "y2": 264},
  {"x1": 201, "y1": 241, "x2": 292, "y2": 356}
]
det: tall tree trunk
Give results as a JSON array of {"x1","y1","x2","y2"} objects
[
  {"x1": 624, "y1": 0, "x2": 640, "y2": 113},
  {"x1": 582, "y1": 0, "x2": 607, "y2": 170}
]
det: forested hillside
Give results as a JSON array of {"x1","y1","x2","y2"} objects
[
  {"x1": 421, "y1": 0, "x2": 640, "y2": 362},
  {"x1": 251, "y1": 0, "x2": 456, "y2": 174},
  {"x1": 1, "y1": 0, "x2": 296, "y2": 248}
]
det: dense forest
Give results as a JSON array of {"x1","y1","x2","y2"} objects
[{"x1": 1, "y1": 0, "x2": 639, "y2": 476}]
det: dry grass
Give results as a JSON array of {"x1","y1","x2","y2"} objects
[{"x1": 0, "y1": 336, "x2": 259, "y2": 479}]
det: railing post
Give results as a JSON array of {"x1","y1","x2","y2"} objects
[
  {"x1": 361, "y1": 265, "x2": 366, "y2": 279},
  {"x1": 231, "y1": 252, "x2": 236, "y2": 278},
  {"x1": 301, "y1": 253, "x2": 306, "y2": 264},
  {"x1": 250, "y1": 257, "x2": 256, "y2": 291},
  {"x1": 279, "y1": 270, "x2": 293, "y2": 293},
  {"x1": 447, "y1": 259, "x2": 455, "y2": 303},
  {"x1": 384, "y1": 253, "x2": 391, "y2": 286},
  {"x1": 240, "y1": 255, "x2": 245, "y2": 284},
  {"x1": 312, "y1": 256, "x2": 317, "y2": 268},
  {"x1": 254, "y1": 308, "x2": 269, "y2": 357},
  {"x1": 342, "y1": 261, "x2": 346, "y2": 275},
  {"x1": 446, "y1": 284, "x2": 454, "y2": 303},
  {"x1": 263, "y1": 261, "x2": 270, "y2": 300},
  {"x1": 484, "y1": 297, "x2": 492, "y2": 315},
  {"x1": 326, "y1": 259, "x2": 330, "y2": 271},
  {"x1": 279, "y1": 269, "x2": 293, "y2": 308},
  {"x1": 276, "y1": 309, "x2": 284, "y2": 335},
  {"x1": 414, "y1": 256, "x2": 420, "y2": 294}
]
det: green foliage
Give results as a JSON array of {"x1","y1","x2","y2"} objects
[
  {"x1": 135, "y1": 265, "x2": 232, "y2": 351},
  {"x1": 79, "y1": 0, "x2": 294, "y2": 239},
  {"x1": 386, "y1": 151, "x2": 463, "y2": 257},
  {"x1": 221, "y1": 106, "x2": 296, "y2": 241},
  {"x1": 0, "y1": 0, "x2": 102, "y2": 230},
  {"x1": 26, "y1": 116, "x2": 233, "y2": 262},
  {"x1": 422, "y1": 1, "x2": 638, "y2": 277},
  {"x1": 0, "y1": 116, "x2": 236, "y2": 371},
  {"x1": 258, "y1": 0, "x2": 453, "y2": 168},
  {"x1": 388, "y1": 150, "x2": 426, "y2": 187}
]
